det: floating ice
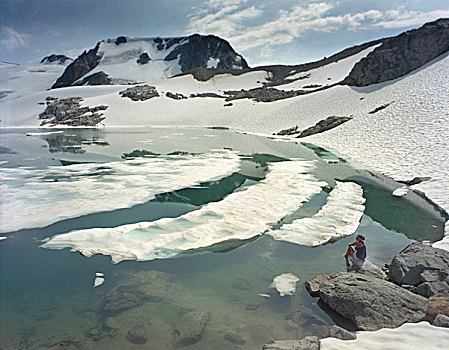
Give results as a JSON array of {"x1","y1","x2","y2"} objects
[
  {"x1": 93, "y1": 277, "x2": 105, "y2": 288},
  {"x1": 258, "y1": 293, "x2": 271, "y2": 298},
  {"x1": 42, "y1": 160, "x2": 326, "y2": 262},
  {"x1": 26, "y1": 131, "x2": 64, "y2": 136},
  {"x1": 0, "y1": 150, "x2": 240, "y2": 232},
  {"x1": 270, "y1": 273, "x2": 300, "y2": 296},
  {"x1": 269, "y1": 181, "x2": 365, "y2": 246},
  {"x1": 0, "y1": 236, "x2": 8, "y2": 241},
  {"x1": 392, "y1": 187, "x2": 408, "y2": 197},
  {"x1": 95, "y1": 272, "x2": 104, "y2": 277}
]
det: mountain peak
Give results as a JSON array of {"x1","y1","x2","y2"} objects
[{"x1": 51, "y1": 34, "x2": 248, "y2": 89}]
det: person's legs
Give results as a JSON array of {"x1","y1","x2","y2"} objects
[{"x1": 344, "y1": 246, "x2": 356, "y2": 258}]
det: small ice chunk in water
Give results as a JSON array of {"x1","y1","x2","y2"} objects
[
  {"x1": 392, "y1": 187, "x2": 408, "y2": 197},
  {"x1": 93, "y1": 276, "x2": 105, "y2": 288},
  {"x1": 0, "y1": 236, "x2": 7, "y2": 241},
  {"x1": 258, "y1": 293, "x2": 271, "y2": 298},
  {"x1": 270, "y1": 273, "x2": 299, "y2": 296},
  {"x1": 95, "y1": 272, "x2": 104, "y2": 277}
]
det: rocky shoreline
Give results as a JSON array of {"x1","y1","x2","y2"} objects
[{"x1": 263, "y1": 242, "x2": 449, "y2": 349}]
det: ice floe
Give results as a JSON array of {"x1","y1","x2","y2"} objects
[
  {"x1": 270, "y1": 273, "x2": 300, "y2": 296},
  {"x1": 41, "y1": 160, "x2": 327, "y2": 262},
  {"x1": 93, "y1": 276, "x2": 105, "y2": 288},
  {"x1": 268, "y1": 181, "x2": 365, "y2": 246},
  {"x1": 25, "y1": 131, "x2": 64, "y2": 136},
  {"x1": 0, "y1": 236, "x2": 8, "y2": 241},
  {"x1": 392, "y1": 187, "x2": 408, "y2": 197},
  {"x1": 321, "y1": 321, "x2": 449, "y2": 350},
  {"x1": 0, "y1": 150, "x2": 240, "y2": 232}
]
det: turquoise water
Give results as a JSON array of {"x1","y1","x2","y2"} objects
[{"x1": 0, "y1": 127, "x2": 445, "y2": 349}]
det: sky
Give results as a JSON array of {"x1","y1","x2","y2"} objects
[{"x1": 1, "y1": 0, "x2": 449, "y2": 66}]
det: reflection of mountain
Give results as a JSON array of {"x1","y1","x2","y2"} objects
[{"x1": 46, "y1": 134, "x2": 109, "y2": 153}]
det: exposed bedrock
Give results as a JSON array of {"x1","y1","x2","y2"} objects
[
  {"x1": 75, "y1": 71, "x2": 112, "y2": 86},
  {"x1": 388, "y1": 242, "x2": 449, "y2": 298},
  {"x1": 52, "y1": 42, "x2": 102, "y2": 89},
  {"x1": 344, "y1": 18, "x2": 449, "y2": 86},
  {"x1": 119, "y1": 85, "x2": 159, "y2": 101},
  {"x1": 276, "y1": 116, "x2": 352, "y2": 137},
  {"x1": 39, "y1": 97, "x2": 107, "y2": 127},
  {"x1": 305, "y1": 272, "x2": 427, "y2": 331}
]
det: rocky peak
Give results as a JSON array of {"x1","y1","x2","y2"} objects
[
  {"x1": 40, "y1": 54, "x2": 72, "y2": 65},
  {"x1": 343, "y1": 18, "x2": 449, "y2": 86}
]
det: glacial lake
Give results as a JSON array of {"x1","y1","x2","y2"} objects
[{"x1": 0, "y1": 127, "x2": 445, "y2": 350}]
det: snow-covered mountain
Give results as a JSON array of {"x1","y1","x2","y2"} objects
[{"x1": 52, "y1": 34, "x2": 249, "y2": 88}]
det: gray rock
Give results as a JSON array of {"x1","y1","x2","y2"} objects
[
  {"x1": 388, "y1": 242, "x2": 449, "y2": 297},
  {"x1": 173, "y1": 310, "x2": 209, "y2": 347},
  {"x1": 137, "y1": 52, "x2": 151, "y2": 65},
  {"x1": 119, "y1": 85, "x2": 159, "y2": 101},
  {"x1": 433, "y1": 314, "x2": 449, "y2": 328},
  {"x1": 263, "y1": 336, "x2": 320, "y2": 350},
  {"x1": 344, "y1": 19, "x2": 449, "y2": 86},
  {"x1": 424, "y1": 294, "x2": 449, "y2": 318},
  {"x1": 166, "y1": 91, "x2": 187, "y2": 100},
  {"x1": 329, "y1": 325, "x2": 356, "y2": 340},
  {"x1": 306, "y1": 272, "x2": 427, "y2": 331},
  {"x1": 126, "y1": 325, "x2": 147, "y2": 344}
]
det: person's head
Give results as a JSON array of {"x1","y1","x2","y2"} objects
[{"x1": 356, "y1": 234, "x2": 365, "y2": 241}]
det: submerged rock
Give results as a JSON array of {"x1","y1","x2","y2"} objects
[
  {"x1": 126, "y1": 324, "x2": 147, "y2": 344},
  {"x1": 305, "y1": 272, "x2": 427, "y2": 331},
  {"x1": 224, "y1": 333, "x2": 245, "y2": 345},
  {"x1": 173, "y1": 310, "x2": 210, "y2": 347},
  {"x1": 388, "y1": 242, "x2": 449, "y2": 297},
  {"x1": 102, "y1": 271, "x2": 171, "y2": 315},
  {"x1": 263, "y1": 336, "x2": 320, "y2": 350}
]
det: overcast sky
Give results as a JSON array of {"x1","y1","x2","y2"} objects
[{"x1": 1, "y1": 0, "x2": 448, "y2": 66}]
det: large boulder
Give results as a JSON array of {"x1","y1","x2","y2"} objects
[
  {"x1": 388, "y1": 242, "x2": 449, "y2": 297},
  {"x1": 305, "y1": 272, "x2": 427, "y2": 331},
  {"x1": 173, "y1": 310, "x2": 210, "y2": 347}
]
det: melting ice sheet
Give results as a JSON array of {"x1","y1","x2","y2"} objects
[
  {"x1": 0, "y1": 150, "x2": 240, "y2": 232},
  {"x1": 42, "y1": 160, "x2": 327, "y2": 263},
  {"x1": 268, "y1": 181, "x2": 365, "y2": 246}
]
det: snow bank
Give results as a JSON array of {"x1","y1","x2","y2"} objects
[
  {"x1": 1, "y1": 150, "x2": 240, "y2": 232},
  {"x1": 268, "y1": 181, "x2": 365, "y2": 246},
  {"x1": 41, "y1": 160, "x2": 327, "y2": 262},
  {"x1": 321, "y1": 322, "x2": 449, "y2": 350},
  {"x1": 270, "y1": 273, "x2": 299, "y2": 296},
  {"x1": 277, "y1": 44, "x2": 381, "y2": 90}
]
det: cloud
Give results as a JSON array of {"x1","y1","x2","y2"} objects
[
  {"x1": 375, "y1": 9, "x2": 449, "y2": 29},
  {"x1": 1, "y1": 26, "x2": 31, "y2": 50},
  {"x1": 187, "y1": 1, "x2": 449, "y2": 55}
]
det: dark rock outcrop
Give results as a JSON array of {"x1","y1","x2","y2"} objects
[
  {"x1": 263, "y1": 336, "x2": 320, "y2": 350},
  {"x1": 39, "y1": 97, "x2": 107, "y2": 127},
  {"x1": 115, "y1": 36, "x2": 127, "y2": 45},
  {"x1": 398, "y1": 176, "x2": 432, "y2": 186},
  {"x1": 165, "y1": 34, "x2": 248, "y2": 72},
  {"x1": 52, "y1": 43, "x2": 102, "y2": 89},
  {"x1": 166, "y1": 91, "x2": 187, "y2": 100},
  {"x1": 344, "y1": 18, "x2": 449, "y2": 86},
  {"x1": 119, "y1": 85, "x2": 159, "y2": 101},
  {"x1": 275, "y1": 116, "x2": 352, "y2": 138},
  {"x1": 75, "y1": 71, "x2": 112, "y2": 86},
  {"x1": 40, "y1": 54, "x2": 72, "y2": 65},
  {"x1": 225, "y1": 87, "x2": 306, "y2": 102},
  {"x1": 388, "y1": 242, "x2": 449, "y2": 298},
  {"x1": 329, "y1": 325, "x2": 356, "y2": 340},
  {"x1": 137, "y1": 52, "x2": 151, "y2": 65},
  {"x1": 368, "y1": 101, "x2": 394, "y2": 114},
  {"x1": 305, "y1": 272, "x2": 427, "y2": 331}
]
